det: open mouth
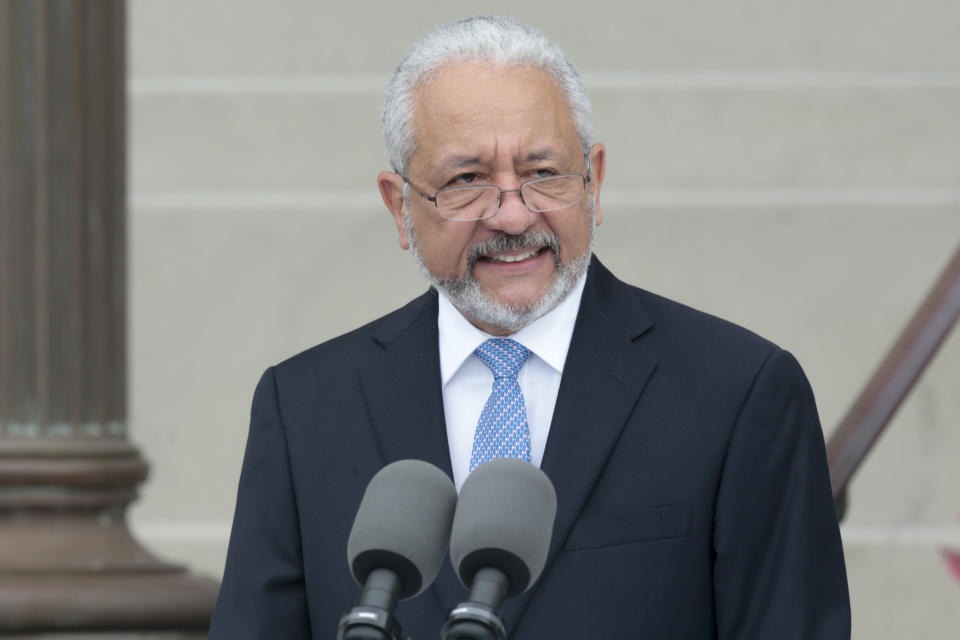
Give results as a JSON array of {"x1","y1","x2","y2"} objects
[
  {"x1": 468, "y1": 232, "x2": 560, "y2": 272},
  {"x1": 480, "y1": 247, "x2": 546, "y2": 263}
]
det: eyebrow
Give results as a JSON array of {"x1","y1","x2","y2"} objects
[
  {"x1": 437, "y1": 154, "x2": 485, "y2": 171},
  {"x1": 522, "y1": 148, "x2": 563, "y2": 163},
  {"x1": 433, "y1": 147, "x2": 567, "y2": 175}
]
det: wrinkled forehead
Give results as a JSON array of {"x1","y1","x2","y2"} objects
[{"x1": 408, "y1": 62, "x2": 581, "y2": 170}]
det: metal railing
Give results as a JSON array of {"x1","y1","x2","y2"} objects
[{"x1": 827, "y1": 242, "x2": 960, "y2": 520}]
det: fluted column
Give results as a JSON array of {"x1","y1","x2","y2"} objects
[{"x1": 0, "y1": 1, "x2": 218, "y2": 635}]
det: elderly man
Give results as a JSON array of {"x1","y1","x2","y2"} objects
[{"x1": 210, "y1": 16, "x2": 850, "y2": 639}]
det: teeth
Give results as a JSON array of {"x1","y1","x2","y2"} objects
[{"x1": 488, "y1": 250, "x2": 539, "y2": 263}]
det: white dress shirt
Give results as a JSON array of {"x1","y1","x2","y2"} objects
[{"x1": 438, "y1": 273, "x2": 588, "y2": 491}]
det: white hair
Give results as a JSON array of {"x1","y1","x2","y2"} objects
[{"x1": 381, "y1": 16, "x2": 594, "y2": 176}]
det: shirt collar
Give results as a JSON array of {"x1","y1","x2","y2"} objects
[{"x1": 437, "y1": 269, "x2": 588, "y2": 386}]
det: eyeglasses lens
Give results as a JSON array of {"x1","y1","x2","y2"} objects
[
  {"x1": 523, "y1": 175, "x2": 583, "y2": 213},
  {"x1": 435, "y1": 176, "x2": 585, "y2": 221}
]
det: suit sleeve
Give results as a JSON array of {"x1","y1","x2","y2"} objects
[
  {"x1": 713, "y1": 349, "x2": 851, "y2": 639},
  {"x1": 209, "y1": 367, "x2": 312, "y2": 639}
]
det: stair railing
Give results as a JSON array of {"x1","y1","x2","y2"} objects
[{"x1": 827, "y1": 242, "x2": 960, "y2": 520}]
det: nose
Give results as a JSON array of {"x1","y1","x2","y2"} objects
[{"x1": 483, "y1": 187, "x2": 537, "y2": 235}]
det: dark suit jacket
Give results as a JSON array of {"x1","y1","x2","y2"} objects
[{"x1": 210, "y1": 257, "x2": 850, "y2": 639}]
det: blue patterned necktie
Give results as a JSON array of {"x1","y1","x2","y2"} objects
[{"x1": 469, "y1": 338, "x2": 532, "y2": 471}]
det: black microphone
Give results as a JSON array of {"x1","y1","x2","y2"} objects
[
  {"x1": 442, "y1": 458, "x2": 557, "y2": 640},
  {"x1": 338, "y1": 460, "x2": 458, "y2": 640}
]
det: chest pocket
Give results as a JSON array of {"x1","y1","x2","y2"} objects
[{"x1": 564, "y1": 503, "x2": 691, "y2": 550}]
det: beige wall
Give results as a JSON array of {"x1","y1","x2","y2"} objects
[{"x1": 127, "y1": 1, "x2": 960, "y2": 636}]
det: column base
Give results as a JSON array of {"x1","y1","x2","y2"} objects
[
  {"x1": 0, "y1": 572, "x2": 219, "y2": 634},
  {"x1": 0, "y1": 438, "x2": 221, "y2": 634}
]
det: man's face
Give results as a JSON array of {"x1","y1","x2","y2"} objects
[{"x1": 379, "y1": 62, "x2": 605, "y2": 335}]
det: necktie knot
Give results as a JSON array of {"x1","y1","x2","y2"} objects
[{"x1": 474, "y1": 338, "x2": 530, "y2": 380}]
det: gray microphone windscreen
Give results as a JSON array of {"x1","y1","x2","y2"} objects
[
  {"x1": 449, "y1": 458, "x2": 557, "y2": 597},
  {"x1": 346, "y1": 459, "x2": 457, "y2": 599}
]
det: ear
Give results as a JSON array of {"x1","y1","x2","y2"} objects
[
  {"x1": 378, "y1": 171, "x2": 410, "y2": 250},
  {"x1": 588, "y1": 143, "x2": 606, "y2": 226}
]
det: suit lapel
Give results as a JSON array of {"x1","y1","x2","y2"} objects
[
  {"x1": 360, "y1": 289, "x2": 453, "y2": 477},
  {"x1": 500, "y1": 258, "x2": 659, "y2": 629},
  {"x1": 359, "y1": 290, "x2": 466, "y2": 613}
]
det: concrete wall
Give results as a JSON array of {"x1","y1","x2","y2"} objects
[{"x1": 126, "y1": 1, "x2": 960, "y2": 636}]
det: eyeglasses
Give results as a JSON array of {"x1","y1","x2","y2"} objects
[{"x1": 402, "y1": 173, "x2": 591, "y2": 221}]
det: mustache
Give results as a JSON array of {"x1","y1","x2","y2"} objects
[{"x1": 467, "y1": 231, "x2": 560, "y2": 264}]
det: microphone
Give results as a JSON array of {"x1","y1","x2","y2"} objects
[
  {"x1": 442, "y1": 458, "x2": 557, "y2": 640},
  {"x1": 338, "y1": 460, "x2": 458, "y2": 640}
]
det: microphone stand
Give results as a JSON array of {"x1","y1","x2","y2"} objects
[
  {"x1": 441, "y1": 567, "x2": 509, "y2": 640},
  {"x1": 337, "y1": 568, "x2": 409, "y2": 640}
]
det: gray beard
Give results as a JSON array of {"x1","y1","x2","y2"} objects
[{"x1": 404, "y1": 201, "x2": 595, "y2": 334}]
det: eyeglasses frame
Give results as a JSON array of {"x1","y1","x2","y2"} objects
[{"x1": 401, "y1": 171, "x2": 593, "y2": 221}]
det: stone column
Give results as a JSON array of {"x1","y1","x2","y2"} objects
[{"x1": 0, "y1": 1, "x2": 219, "y2": 635}]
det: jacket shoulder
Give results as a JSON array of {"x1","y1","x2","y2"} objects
[
  {"x1": 271, "y1": 288, "x2": 437, "y2": 383},
  {"x1": 634, "y1": 286, "x2": 779, "y2": 357},
  {"x1": 586, "y1": 258, "x2": 780, "y2": 364}
]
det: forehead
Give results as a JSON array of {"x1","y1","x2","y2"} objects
[{"x1": 410, "y1": 62, "x2": 580, "y2": 172}]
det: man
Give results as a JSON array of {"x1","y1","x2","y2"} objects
[{"x1": 210, "y1": 16, "x2": 850, "y2": 639}]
